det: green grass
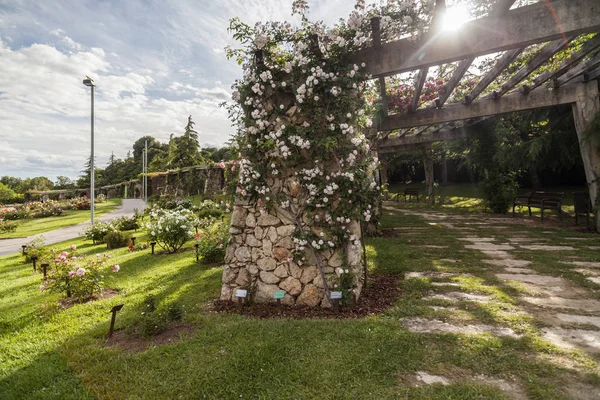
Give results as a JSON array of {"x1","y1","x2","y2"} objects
[
  {"x1": 1, "y1": 203, "x2": 599, "y2": 399},
  {"x1": 0, "y1": 199, "x2": 121, "y2": 239}
]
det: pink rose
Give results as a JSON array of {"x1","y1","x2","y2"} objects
[
  {"x1": 76, "y1": 267, "x2": 86, "y2": 276},
  {"x1": 112, "y1": 264, "x2": 120, "y2": 273},
  {"x1": 70, "y1": 244, "x2": 77, "y2": 251},
  {"x1": 69, "y1": 270, "x2": 76, "y2": 277},
  {"x1": 39, "y1": 284, "x2": 45, "y2": 291}
]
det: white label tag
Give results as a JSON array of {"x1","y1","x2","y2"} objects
[
  {"x1": 330, "y1": 291, "x2": 343, "y2": 299},
  {"x1": 235, "y1": 289, "x2": 248, "y2": 298}
]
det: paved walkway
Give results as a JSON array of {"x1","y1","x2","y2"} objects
[{"x1": 0, "y1": 199, "x2": 146, "y2": 257}]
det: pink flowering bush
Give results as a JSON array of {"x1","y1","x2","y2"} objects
[
  {"x1": 42, "y1": 246, "x2": 120, "y2": 300},
  {"x1": 194, "y1": 221, "x2": 230, "y2": 263}
]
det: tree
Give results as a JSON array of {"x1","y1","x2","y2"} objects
[
  {"x1": 54, "y1": 176, "x2": 75, "y2": 189},
  {"x1": 77, "y1": 157, "x2": 103, "y2": 188},
  {"x1": 166, "y1": 116, "x2": 205, "y2": 169},
  {"x1": 0, "y1": 182, "x2": 16, "y2": 202}
]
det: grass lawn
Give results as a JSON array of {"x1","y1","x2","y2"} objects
[
  {"x1": 1, "y1": 204, "x2": 599, "y2": 399},
  {"x1": 0, "y1": 199, "x2": 122, "y2": 239}
]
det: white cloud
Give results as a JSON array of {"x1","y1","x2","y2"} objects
[{"x1": 0, "y1": 0, "x2": 360, "y2": 180}]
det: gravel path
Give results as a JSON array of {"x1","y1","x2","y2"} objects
[{"x1": 0, "y1": 199, "x2": 146, "y2": 257}]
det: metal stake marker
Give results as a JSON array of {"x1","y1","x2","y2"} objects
[
  {"x1": 330, "y1": 291, "x2": 342, "y2": 314},
  {"x1": 150, "y1": 242, "x2": 156, "y2": 255},
  {"x1": 21, "y1": 245, "x2": 26, "y2": 255},
  {"x1": 41, "y1": 263, "x2": 49, "y2": 279},
  {"x1": 108, "y1": 304, "x2": 124, "y2": 338},
  {"x1": 131, "y1": 237, "x2": 136, "y2": 246},
  {"x1": 194, "y1": 244, "x2": 199, "y2": 262},
  {"x1": 31, "y1": 256, "x2": 38, "y2": 272}
]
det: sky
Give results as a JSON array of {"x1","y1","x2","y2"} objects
[{"x1": 0, "y1": 0, "x2": 361, "y2": 181}]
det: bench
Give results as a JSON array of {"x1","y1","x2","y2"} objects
[
  {"x1": 401, "y1": 188, "x2": 420, "y2": 202},
  {"x1": 573, "y1": 192, "x2": 593, "y2": 230},
  {"x1": 512, "y1": 191, "x2": 564, "y2": 222}
]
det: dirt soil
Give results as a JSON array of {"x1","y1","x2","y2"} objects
[
  {"x1": 101, "y1": 323, "x2": 196, "y2": 353},
  {"x1": 211, "y1": 274, "x2": 400, "y2": 319}
]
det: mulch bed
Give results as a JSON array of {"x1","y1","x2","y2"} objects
[
  {"x1": 211, "y1": 274, "x2": 400, "y2": 319},
  {"x1": 101, "y1": 323, "x2": 196, "y2": 353}
]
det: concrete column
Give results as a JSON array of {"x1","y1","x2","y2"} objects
[
  {"x1": 422, "y1": 144, "x2": 435, "y2": 205},
  {"x1": 572, "y1": 81, "x2": 600, "y2": 231},
  {"x1": 440, "y1": 150, "x2": 448, "y2": 185}
]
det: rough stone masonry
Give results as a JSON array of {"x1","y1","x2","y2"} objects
[{"x1": 221, "y1": 197, "x2": 364, "y2": 308}]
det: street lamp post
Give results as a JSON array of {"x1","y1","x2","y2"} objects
[{"x1": 83, "y1": 76, "x2": 95, "y2": 225}]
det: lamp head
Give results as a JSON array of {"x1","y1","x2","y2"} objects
[{"x1": 83, "y1": 76, "x2": 95, "y2": 87}]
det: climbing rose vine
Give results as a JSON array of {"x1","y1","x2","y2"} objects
[{"x1": 225, "y1": 1, "x2": 427, "y2": 266}]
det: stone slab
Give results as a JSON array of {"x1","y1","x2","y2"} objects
[
  {"x1": 495, "y1": 273, "x2": 566, "y2": 286},
  {"x1": 425, "y1": 292, "x2": 492, "y2": 303},
  {"x1": 405, "y1": 271, "x2": 456, "y2": 279},
  {"x1": 503, "y1": 267, "x2": 536, "y2": 274},
  {"x1": 556, "y1": 314, "x2": 600, "y2": 328},
  {"x1": 520, "y1": 296, "x2": 600, "y2": 312},
  {"x1": 568, "y1": 261, "x2": 600, "y2": 269},
  {"x1": 401, "y1": 317, "x2": 519, "y2": 337},
  {"x1": 542, "y1": 327, "x2": 600, "y2": 353},
  {"x1": 482, "y1": 259, "x2": 532, "y2": 268},
  {"x1": 519, "y1": 245, "x2": 575, "y2": 251},
  {"x1": 464, "y1": 244, "x2": 515, "y2": 251}
]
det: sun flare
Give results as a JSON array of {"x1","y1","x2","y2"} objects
[{"x1": 442, "y1": 5, "x2": 470, "y2": 31}]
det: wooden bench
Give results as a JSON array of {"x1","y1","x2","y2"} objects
[
  {"x1": 512, "y1": 191, "x2": 564, "y2": 222},
  {"x1": 402, "y1": 188, "x2": 420, "y2": 202},
  {"x1": 573, "y1": 192, "x2": 593, "y2": 230}
]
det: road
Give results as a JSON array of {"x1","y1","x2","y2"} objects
[{"x1": 0, "y1": 199, "x2": 146, "y2": 257}]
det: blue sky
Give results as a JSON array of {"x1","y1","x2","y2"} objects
[{"x1": 0, "y1": 0, "x2": 359, "y2": 181}]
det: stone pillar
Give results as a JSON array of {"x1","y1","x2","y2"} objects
[
  {"x1": 422, "y1": 144, "x2": 435, "y2": 205},
  {"x1": 572, "y1": 81, "x2": 600, "y2": 231},
  {"x1": 222, "y1": 194, "x2": 364, "y2": 308},
  {"x1": 204, "y1": 168, "x2": 225, "y2": 196}
]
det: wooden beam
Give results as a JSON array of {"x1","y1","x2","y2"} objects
[
  {"x1": 437, "y1": 59, "x2": 472, "y2": 107},
  {"x1": 490, "y1": 0, "x2": 517, "y2": 15},
  {"x1": 433, "y1": 0, "x2": 516, "y2": 108},
  {"x1": 464, "y1": 48, "x2": 524, "y2": 104},
  {"x1": 379, "y1": 126, "x2": 477, "y2": 148},
  {"x1": 494, "y1": 37, "x2": 573, "y2": 97},
  {"x1": 554, "y1": 54, "x2": 600, "y2": 87},
  {"x1": 370, "y1": 17, "x2": 388, "y2": 117},
  {"x1": 411, "y1": 68, "x2": 428, "y2": 111},
  {"x1": 379, "y1": 83, "x2": 580, "y2": 130},
  {"x1": 525, "y1": 34, "x2": 600, "y2": 92},
  {"x1": 352, "y1": 0, "x2": 600, "y2": 77},
  {"x1": 585, "y1": 65, "x2": 600, "y2": 81}
]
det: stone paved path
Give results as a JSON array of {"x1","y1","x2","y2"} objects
[
  {"x1": 386, "y1": 205, "x2": 600, "y2": 398},
  {"x1": 0, "y1": 199, "x2": 146, "y2": 257},
  {"x1": 397, "y1": 207, "x2": 600, "y2": 355}
]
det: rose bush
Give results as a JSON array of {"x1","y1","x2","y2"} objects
[
  {"x1": 146, "y1": 207, "x2": 199, "y2": 253},
  {"x1": 194, "y1": 221, "x2": 230, "y2": 263},
  {"x1": 42, "y1": 246, "x2": 119, "y2": 300}
]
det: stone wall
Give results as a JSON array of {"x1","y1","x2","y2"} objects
[{"x1": 221, "y1": 200, "x2": 363, "y2": 308}]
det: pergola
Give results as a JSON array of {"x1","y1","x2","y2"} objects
[{"x1": 353, "y1": 0, "x2": 600, "y2": 229}]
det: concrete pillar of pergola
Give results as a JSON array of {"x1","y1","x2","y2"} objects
[{"x1": 572, "y1": 81, "x2": 600, "y2": 231}]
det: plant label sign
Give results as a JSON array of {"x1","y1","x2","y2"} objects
[
  {"x1": 235, "y1": 289, "x2": 248, "y2": 298},
  {"x1": 330, "y1": 291, "x2": 343, "y2": 300},
  {"x1": 274, "y1": 290, "x2": 285, "y2": 299}
]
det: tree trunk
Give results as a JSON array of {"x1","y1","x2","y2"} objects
[{"x1": 440, "y1": 151, "x2": 448, "y2": 185}]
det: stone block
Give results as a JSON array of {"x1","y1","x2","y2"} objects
[
  {"x1": 246, "y1": 213, "x2": 256, "y2": 228},
  {"x1": 300, "y1": 266, "x2": 318, "y2": 284},
  {"x1": 234, "y1": 246, "x2": 251, "y2": 263},
  {"x1": 279, "y1": 276, "x2": 302, "y2": 296},
  {"x1": 257, "y1": 257, "x2": 277, "y2": 271},
  {"x1": 231, "y1": 206, "x2": 248, "y2": 228},
  {"x1": 246, "y1": 234, "x2": 262, "y2": 247},
  {"x1": 258, "y1": 214, "x2": 280, "y2": 226},
  {"x1": 273, "y1": 264, "x2": 289, "y2": 278},
  {"x1": 296, "y1": 284, "x2": 323, "y2": 307},
  {"x1": 260, "y1": 270, "x2": 280, "y2": 284},
  {"x1": 273, "y1": 246, "x2": 292, "y2": 261}
]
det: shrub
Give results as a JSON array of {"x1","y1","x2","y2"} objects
[
  {"x1": 23, "y1": 236, "x2": 50, "y2": 263},
  {"x1": 96, "y1": 193, "x2": 107, "y2": 203},
  {"x1": 156, "y1": 195, "x2": 193, "y2": 210},
  {"x1": 30, "y1": 200, "x2": 63, "y2": 218},
  {"x1": 70, "y1": 197, "x2": 91, "y2": 210},
  {"x1": 195, "y1": 221, "x2": 230, "y2": 263},
  {"x1": 104, "y1": 230, "x2": 131, "y2": 249},
  {"x1": 136, "y1": 295, "x2": 184, "y2": 337},
  {"x1": 83, "y1": 220, "x2": 116, "y2": 243},
  {"x1": 197, "y1": 208, "x2": 224, "y2": 219},
  {"x1": 0, "y1": 206, "x2": 30, "y2": 220},
  {"x1": 114, "y1": 214, "x2": 140, "y2": 231},
  {"x1": 42, "y1": 246, "x2": 120, "y2": 300},
  {"x1": 0, "y1": 219, "x2": 18, "y2": 233},
  {"x1": 482, "y1": 171, "x2": 519, "y2": 214},
  {"x1": 146, "y1": 208, "x2": 198, "y2": 253}
]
